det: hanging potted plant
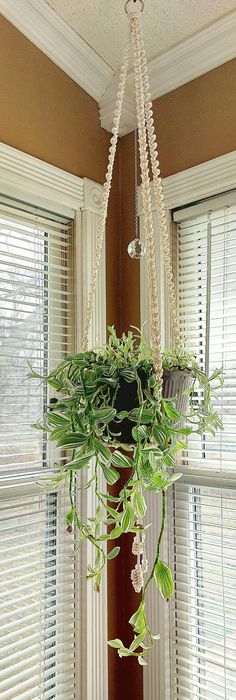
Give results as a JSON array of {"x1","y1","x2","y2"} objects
[
  {"x1": 28, "y1": 1, "x2": 223, "y2": 665},
  {"x1": 28, "y1": 326, "x2": 222, "y2": 664}
]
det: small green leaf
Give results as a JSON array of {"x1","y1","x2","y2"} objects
[
  {"x1": 132, "y1": 425, "x2": 149, "y2": 441},
  {"x1": 101, "y1": 463, "x2": 120, "y2": 485},
  {"x1": 154, "y1": 560, "x2": 174, "y2": 601},
  {"x1": 111, "y1": 451, "x2": 133, "y2": 469},
  {"x1": 138, "y1": 655, "x2": 147, "y2": 666},
  {"x1": 163, "y1": 452, "x2": 175, "y2": 468},
  {"x1": 162, "y1": 399, "x2": 181, "y2": 421},
  {"x1": 164, "y1": 472, "x2": 183, "y2": 489},
  {"x1": 107, "y1": 546, "x2": 120, "y2": 560},
  {"x1": 65, "y1": 506, "x2": 75, "y2": 527},
  {"x1": 141, "y1": 445, "x2": 163, "y2": 456},
  {"x1": 108, "y1": 639, "x2": 124, "y2": 649},
  {"x1": 117, "y1": 410, "x2": 129, "y2": 419},
  {"x1": 129, "y1": 602, "x2": 146, "y2": 634},
  {"x1": 106, "y1": 505, "x2": 121, "y2": 520},
  {"x1": 109, "y1": 525, "x2": 123, "y2": 539},
  {"x1": 144, "y1": 472, "x2": 167, "y2": 491},
  {"x1": 57, "y1": 433, "x2": 88, "y2": 448},
  {"x1": 47, "y1": 412, "x2": 71, "y2": 426},
  {"x1": 122, "y1": 502, "x2": 135, "y2": 532},
  {"x1": 129, "y1": 408, "x2": 153, "y2": 424},
  {"x1": 132, "y1": 491, "x2": 147, "y2": 518},
  {"x1": 129, "y1": 630, "x2": 146, "y2": 652},
  {"x1": 120, "y1": 368, "x2": 136, "y2": 382},
  {"x1": 66, "y1": 453, "x2": 94, "y2": 469},
  {"x1": 92, "y1": 407, "x2": 116, "y2": 424},
  {"x1": 153, "y1": 425, "x2": 167, "y2": 447},
  {"x1": 94, "y1": 438, "x2": 111, "y2": 463}
]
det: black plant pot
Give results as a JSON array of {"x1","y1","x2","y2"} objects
[
  {"x1": 109, "y1": 369, "x2": 148, "y2": 445},
  {"x1": 109, "y1": 369, "x2": 193, "y2": 446}
]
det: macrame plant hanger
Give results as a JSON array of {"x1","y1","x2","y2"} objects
[
  {"x1": 81, "y1": 0, "x2": 180, "y2": 591},
  {"x1": 82, "y1": 0, "x2": 179, "y2": 368}
]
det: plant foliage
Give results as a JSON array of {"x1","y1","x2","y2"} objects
[{"x1": 28, "y1": 326, "x2": 223, "y2": 664}]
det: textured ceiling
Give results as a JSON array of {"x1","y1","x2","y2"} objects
[{"x1": 46, "y1": 0, "x2": 236, "y2": 69}]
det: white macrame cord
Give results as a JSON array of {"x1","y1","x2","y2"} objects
[
  {"x1": 81, "y1": 12, "x2": 178, "y2": 363},
  {"x1": 81, "y1": 5, "x2": 179, "y2": 593}
]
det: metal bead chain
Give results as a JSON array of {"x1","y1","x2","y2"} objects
[
  {"x1": 131, "y1": 17, "x2": 163, "y2": 383},
  {"x1": 133, "y1": 17, "x2": 180, "y2": 347},
  {"x1": 81, "y1": 35, "x2": 130, "y2": 351}
]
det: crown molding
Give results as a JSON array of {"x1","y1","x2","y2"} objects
[
  {"x1": 0, "y1": 0, "x2": 113, "y2": 103},
  {"x1": 148, "y1": 10, "x2": 236, "y2": 102},
  {"x1": 99, "y1": 72, "x2": 136, "y2": 137},
  {"x1": 101, "y1": 10, "x2": 236, "y2": 135},
  {"x1": 1, "y1": 1, "x2": 236, "y2": 135}
]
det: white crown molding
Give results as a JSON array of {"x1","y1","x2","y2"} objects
[
  {"x1": 101, "y1": 10, "x2": 236, "y2": 134},
  {"x1": 0, "y1": 0, "x2": 113, "y2": 103},
  {"x1": 0, "y1": 141, "x2": 84, "y2": 214},
  {"x1": 138, "y1": 150, "x2": 236, "y2": 214},
  {"x1": 2, "y1": 1, "x2": 236, "y2": 135},
  {"x1": 148, "y1": 11, "x2": 236, "y2": 102},
  {"x1": 99, "y1": 72, "x2": 137, "y2": 137}
]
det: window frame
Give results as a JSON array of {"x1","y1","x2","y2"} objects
[
  {"x1": 138, "y1": 149, "x2": 236, "y2": 700},
  {"x1": 0, "y1": 143, "x2": 107, "y2": 700}
]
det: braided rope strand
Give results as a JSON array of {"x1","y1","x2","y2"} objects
[
  {"x1": 134, "y1": 17, "x2": 180, "y2": 346},
  {"x1": 81, "y1": 36, "x2": 130, "y2": 351},
  {"x1": 131, "y1": 17, "x2": 162, "y2": 382}
]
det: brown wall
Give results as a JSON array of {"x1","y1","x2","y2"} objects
[
  {"x1": 0, "y1": 13, "x2": 121, "y2": 334},
  {"x1": 120, "y1": 56, "x2": 236, "y2": 330}
]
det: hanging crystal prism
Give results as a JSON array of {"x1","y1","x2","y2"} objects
[
  {"x1": 127, "y1": 128, "x2": 146, "y2": 259},
  {"x1": 127, "y1": 237, "x2": 146, "y2": 258}
]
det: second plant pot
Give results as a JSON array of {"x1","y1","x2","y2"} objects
[{"x1": 109, "y1": 368, "x2": 193, "y2": 445}]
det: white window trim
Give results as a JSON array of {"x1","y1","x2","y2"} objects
[
  {"x1": 0, "y1": 141, "x2": 108, "y2": 700},
  {"x1": 138, "y1": 148, "x2": 236, "y2": 700}
]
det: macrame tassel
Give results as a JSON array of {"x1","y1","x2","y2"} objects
[
  {"x1": 131, "y1": 528, "x2": 148, "y2": 593},
  {"x1": 131, "y1": 562, "x2": 144, "y2": 593}
]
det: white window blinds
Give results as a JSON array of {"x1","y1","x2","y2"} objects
[
  {"x1": 0, "y1": 196, "x2": 76, "y2": 699},
  {"x1": 0, "y1": 491, "x2": 76, "y2": 700},
  {"x1": 169, "y1": 199, "x2": 236, "y2": 700},
  {"x1": 0, "y1": 197, "x2": 73, "y2": 476}
]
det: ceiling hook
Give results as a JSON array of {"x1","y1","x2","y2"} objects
[{"x1": 125, "y1": 0, "x2": 144, "y2": 16}]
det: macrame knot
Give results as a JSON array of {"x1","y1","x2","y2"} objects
[{"x1": 131, "y1": 563, "x2": 144, "y2": 593}]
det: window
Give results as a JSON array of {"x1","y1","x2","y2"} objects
[
  {"x1": 0, "y1": 196, "x2": 76, "y2": 698},
  {"x1": 170, "y1": 198, "x2": 236, "y2": 700}
]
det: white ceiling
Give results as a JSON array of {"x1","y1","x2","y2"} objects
[{"x1": 46, "y1": 0, "x2": 236, "y2": 70}]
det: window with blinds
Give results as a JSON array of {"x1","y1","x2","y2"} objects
[
  {"x1": 0, "y1": 196, "x2": 76, "y2": 699},
  {"x1": 169, "y1": 197, "x2": 236, "y2": 700}
]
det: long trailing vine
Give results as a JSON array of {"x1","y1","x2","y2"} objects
[{"x1": 28, "y1": 326, "x2": 223, "y2": 665}]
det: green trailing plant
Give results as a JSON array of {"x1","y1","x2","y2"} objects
[{"x1": 27, "y1": 327, "x2": 223, "y2": 665}]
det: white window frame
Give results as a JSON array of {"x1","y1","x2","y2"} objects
[
  {"x1": 138, "y1": 148, "x2": 236, "y2": 700},
  {"x1": 0, "y1": 142, "x2": 107, "y2": 700}
]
